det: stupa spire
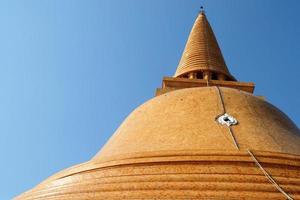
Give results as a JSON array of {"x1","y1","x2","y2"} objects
[{"x1": 175, "y1": 10, "x2": 236, "y2": 81}]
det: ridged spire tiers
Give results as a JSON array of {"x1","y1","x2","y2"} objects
[
  {"x1": 175, "y1": 11, "x2": 235, "y2": 81},
  {"x1": 156, "y1": 11, "x2": 255, "y2": 96}
]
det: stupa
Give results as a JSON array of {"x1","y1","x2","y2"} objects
[{"x1": 16, "y1": 10, "x2": 300, "y2": 200}]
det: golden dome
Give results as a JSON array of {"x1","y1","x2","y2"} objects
[
  {"x1": 97, "y1": 87, "x2": 300, "y2": 158},
  {"x1": 16, "y1": 9, "x2": 300, "y2": 200},
  {"x1": 16, "y1": 87, "x2": 300, "y2": 199}
]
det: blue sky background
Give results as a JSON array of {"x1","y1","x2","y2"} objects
[{"x1": 1, "y1": 0, "x2": 300, "y2": 199}]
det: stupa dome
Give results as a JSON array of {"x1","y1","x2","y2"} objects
[
  {"x1": 16, "y1": 9, "x2": 300, "y2": 200},
  {"x1": 97, "y1": 87, "x2": 300, "y2": 159},
  {"x1": 16, "y1": 87, "x2": 300, "y2": 199}
]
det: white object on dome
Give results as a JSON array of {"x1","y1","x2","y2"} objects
[{"x1": 217, "y1": 113, "x2": 238, "y2": 126}]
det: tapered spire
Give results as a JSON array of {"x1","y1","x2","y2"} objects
[{"x1": 175, "y1": 11, "x2": 236, "y2": 81}]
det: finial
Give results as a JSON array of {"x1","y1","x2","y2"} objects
[{"x1": 199, "y1": 6, "x2": 205, "y2": 14}]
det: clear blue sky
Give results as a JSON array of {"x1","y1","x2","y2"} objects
[{"x1": 1, "y1": 0, "x2": 299, "y2": 199}]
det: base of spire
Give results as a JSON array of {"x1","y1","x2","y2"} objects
[{"x1": 156, "y1": 77, "x2": 255, "y2": 96}]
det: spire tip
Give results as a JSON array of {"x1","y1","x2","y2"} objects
[{"x1": 199, "y1": 6, "x2": 205, "y2": 15}]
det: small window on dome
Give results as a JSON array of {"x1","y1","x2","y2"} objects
[
  {"x1": 211, "y1": 72, "x2": 218, "y2": 80},
  {"x1": 181, "y1": 74, "x2": 189, "y2": 78},
  {"x1": 196, "y1": 72, "x2": 203, "y2": 79}
]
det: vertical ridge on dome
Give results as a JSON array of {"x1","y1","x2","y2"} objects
[{"x1": 174, "y1": 11, "x2": 236, "y2": 81}]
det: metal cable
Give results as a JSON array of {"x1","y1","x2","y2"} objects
[
  {"x1": 215, "y1": 86, "x2": 239, "y2": 150},
  {"x1": 247, "y1": 149, "x2": 294, "y2": 200},
  {"x1": 215, "y1": 86, "x2": 226, "y2": 114},
  {"x1": 228, "y1": 126, "x2": 239, "y2": 150}
]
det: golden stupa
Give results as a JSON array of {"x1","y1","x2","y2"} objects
[{"x1": 16, "y1": 10, "x2": 300, "y2": 200}]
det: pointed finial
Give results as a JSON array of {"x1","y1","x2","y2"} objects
[{"x1": 199, "y1": 6, "x2": 205, "y2": 14}]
